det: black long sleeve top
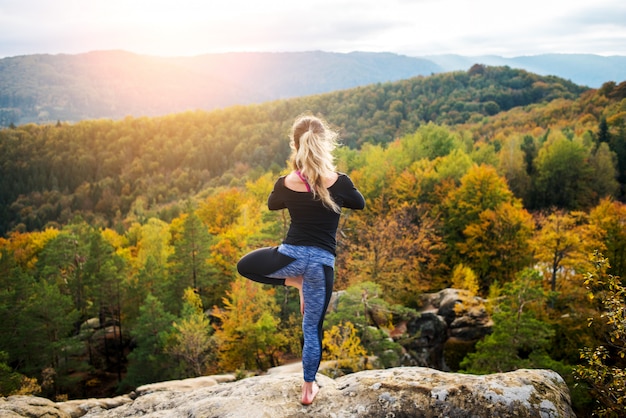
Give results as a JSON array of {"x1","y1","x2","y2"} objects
[{"x1": 267, "y1": 173, "x2": 365, "y2": 255}]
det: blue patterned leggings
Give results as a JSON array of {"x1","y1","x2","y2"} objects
[{"x1": 237, "y1": 244, "x2": 334, "y2": 382}]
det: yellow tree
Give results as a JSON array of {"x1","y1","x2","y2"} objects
[
  {"x1": 575, "y1": 253, "x2": 626, "y2": 417},
  {"x1": 212, "y1": 277, "x2": 286, "y2": 372},
  {"x1": 0, "y1": 228, "x2": 59, "y2": 270},
  {"x1": 202, "y1": 181, "x2": 273, "y2": 308},
  {"x1": 450, "y1": 263, "x2": 480, "y2": 296},
  {"x1": 589, "y1": 198, "x2": 626, "y2": 279},
  {"x1": 531, "y1": 210, "x2": 604, "y2": 294},
  {"x1": 458, "y1": 201, "x2": 535, "y2": 292},
  {"x1": 322, "y1": 321, "x2": 368, "y2": 377},
  {"x1": 441, "y1": 164, "x2": 518, "y2": 275},
  {"x1": 196, "y1": 188, "x2": 244, "y2": 235}
]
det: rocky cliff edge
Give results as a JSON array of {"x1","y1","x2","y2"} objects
[{"x1": 0, "y1": 366, "x2": 575, "y2": 418}]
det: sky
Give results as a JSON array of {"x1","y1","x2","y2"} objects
[{"x1": 1, "y1": 0, "x2": 625, "y2": 59}]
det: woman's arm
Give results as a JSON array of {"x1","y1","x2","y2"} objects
[
  {"x1": 340, "y1": 175, "x2": 365, "y2": 210},
  {"x1": 267, "y1": 177, "x2": 287, "y2": 210}
]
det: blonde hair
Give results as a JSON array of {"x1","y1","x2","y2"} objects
[{"x1": 289, "y1": 114, "x2": 340, "y2": 213}]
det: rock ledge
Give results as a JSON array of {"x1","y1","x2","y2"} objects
[{"x1": 0, "y1": 367, "x2": 575, "y2": 418}]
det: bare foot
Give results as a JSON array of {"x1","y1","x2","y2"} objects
[
  {"x1": 301, "y1": 381, "x2": 319, "y2": 405},
  {"x1": 285, "y1": 276, "x2": 304, "y2": 315}
]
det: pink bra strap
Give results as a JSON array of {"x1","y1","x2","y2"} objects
[{"x1": 295, "y1": 170, "x2": 311, "y2": 192}]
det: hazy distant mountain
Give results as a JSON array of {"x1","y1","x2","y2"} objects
[
  {"x1": 0, "y1": 50, "x2": 441, "y2": 126},
  {"x1": 1, "y1": 50, "x2": 624, "y2": 126},
  {"x1": 425, "y1": 53, "x2": 626, "y2": 88}
]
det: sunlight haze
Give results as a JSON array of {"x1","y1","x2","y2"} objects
[{"x1": 0, "y1": 0, "x2": 625, "y2": 58}]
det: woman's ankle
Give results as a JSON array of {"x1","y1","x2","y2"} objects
[{"x1": 285, "y1": 275, "x2": 303, "y2": 289}]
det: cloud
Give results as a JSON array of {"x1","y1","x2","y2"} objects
[{"x1": 0, "y1": 0, "x2": 624, "y2": 57}]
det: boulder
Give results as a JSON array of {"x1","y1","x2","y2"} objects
[
  {"x1": 1, "y1": 367, "x2": 575, "y2": 418},
  {"x1": 405, "y1": 288, "x2": 493, "y2": 370}
]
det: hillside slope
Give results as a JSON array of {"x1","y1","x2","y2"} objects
[
  {"x1": 0, "y1": 66, "x2": 590, "y2": 234},
  {"x1": 0, "y1": 50, "x2": 441, "y2": 126},
  {"x1": 3, "y1": 50, "x2": 625, "y2": 128},
  {"x1": 427, "y1": 53, "x2": 626, "y2": 88}
]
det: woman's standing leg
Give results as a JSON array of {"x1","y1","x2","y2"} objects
[{"x1": 301, "y1": 264, "x2": 334, "y2": 404}]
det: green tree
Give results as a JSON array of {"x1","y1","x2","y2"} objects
[
  {"x1": 498, "y1": 134, "x2": 532, "y2": 204},
  {"x1": 82, "y1": 227, "x2": 127, "y2": 382},
  {"x1": 126, "y1": 218, "x2": 174, "y2": 315},
  {"x1": 168, "y1": 210, "x2": 217, "y2": 309},
  {"x1": 533, "y1": 132, "x2": 595, "y2": 210},
  {"x1": 460, "y1": 269, "x2": 562, "y2": 373},
  {"x1": 21, "y1": 280, "x2": 80, "y2": 396},
  {"x1": 123, "y1": 293, "x2": 177, "y2": 389},
  {"x1": 0, "y1": 351, "x2": 41, "y2": 396},
  {"x1": 325, "y1": 282, "x2": 411, "y2": 369},
  {"x1": 401, "y1": 123, "x2": 462, "y2": 161},
  {"x1": 166, "y1": 288, "x2": 216, "y2": 378},
  {"x1": 36, "y1": 226, "x2": 90, "y2": 318},
  {"x1": 589, "y1": 142, "x2": 620, "y2": 200}
]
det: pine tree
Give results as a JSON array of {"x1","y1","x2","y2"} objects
[
  {"x1": 122, "y1": 293, "x2": 177, "y2": 389},
  {"x1": 165, "y1": 288, "x2": 216, "y2": 378},
  {"x1": 168, "y1": 209, "x2": 216, "y2": 309},
  {"x1": 460, "y1": 269, "x2": 563, "y2": 374}
]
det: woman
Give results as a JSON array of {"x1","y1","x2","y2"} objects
[{"x1": 237, "y1": 114, "x2": 365, "y2": 405}]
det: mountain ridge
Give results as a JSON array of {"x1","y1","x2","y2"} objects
[
  {"x1": 426, "y1": 53, "x2": 626, "y2": 88},
  {"x1": 0, "y1": 50, "x2": 624, "y2": 127}
]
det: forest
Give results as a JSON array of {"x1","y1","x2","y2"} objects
[
  {"x1": 0, "y1": 50, "x2": 440, "y2": 126},
  {"x1": 1, "y1": 65, "x2": 626, "y2": 416}
]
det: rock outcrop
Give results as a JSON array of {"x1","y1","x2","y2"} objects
[
  {"x1": 1, "y1": 367, "x2": 575, "y2": 417},
  {"x1": 394, "y1": 288, "x2": 493, "y2": 370}
]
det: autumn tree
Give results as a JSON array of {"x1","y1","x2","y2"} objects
[
  {"x1": 322, "y1": 321, "x2": 368, "y2": 377},
  {"x1": 213, "y1": 278, "x2": 286, "y2": 372},
  {"x1": 196, "y1": 188, "x2": 244, "y2": 236},
  {"x1": 458, "y1": 201, "x2": 535, "y2": 291},
  {"x1": 450, "y1": 264, "x2": 480, "y2": 296},
  {"x1": 344, "y1": 201, "x2": 445, "y2": 303},
  {"x1": 589, "y1": 198, "x2": 626, "y2": 280},
  {"x1": 531, "y1": 210, "x2": 604, "y2": 295},
  {"x1": 166, "y1": 288, "x2": 216, "y2": 378},
  {"x1": 574, "y1": 253, "x2": 626, "y2": 417},
  {"x1": 441, "y1": 164, "x2": 519, "y2": 289}
]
